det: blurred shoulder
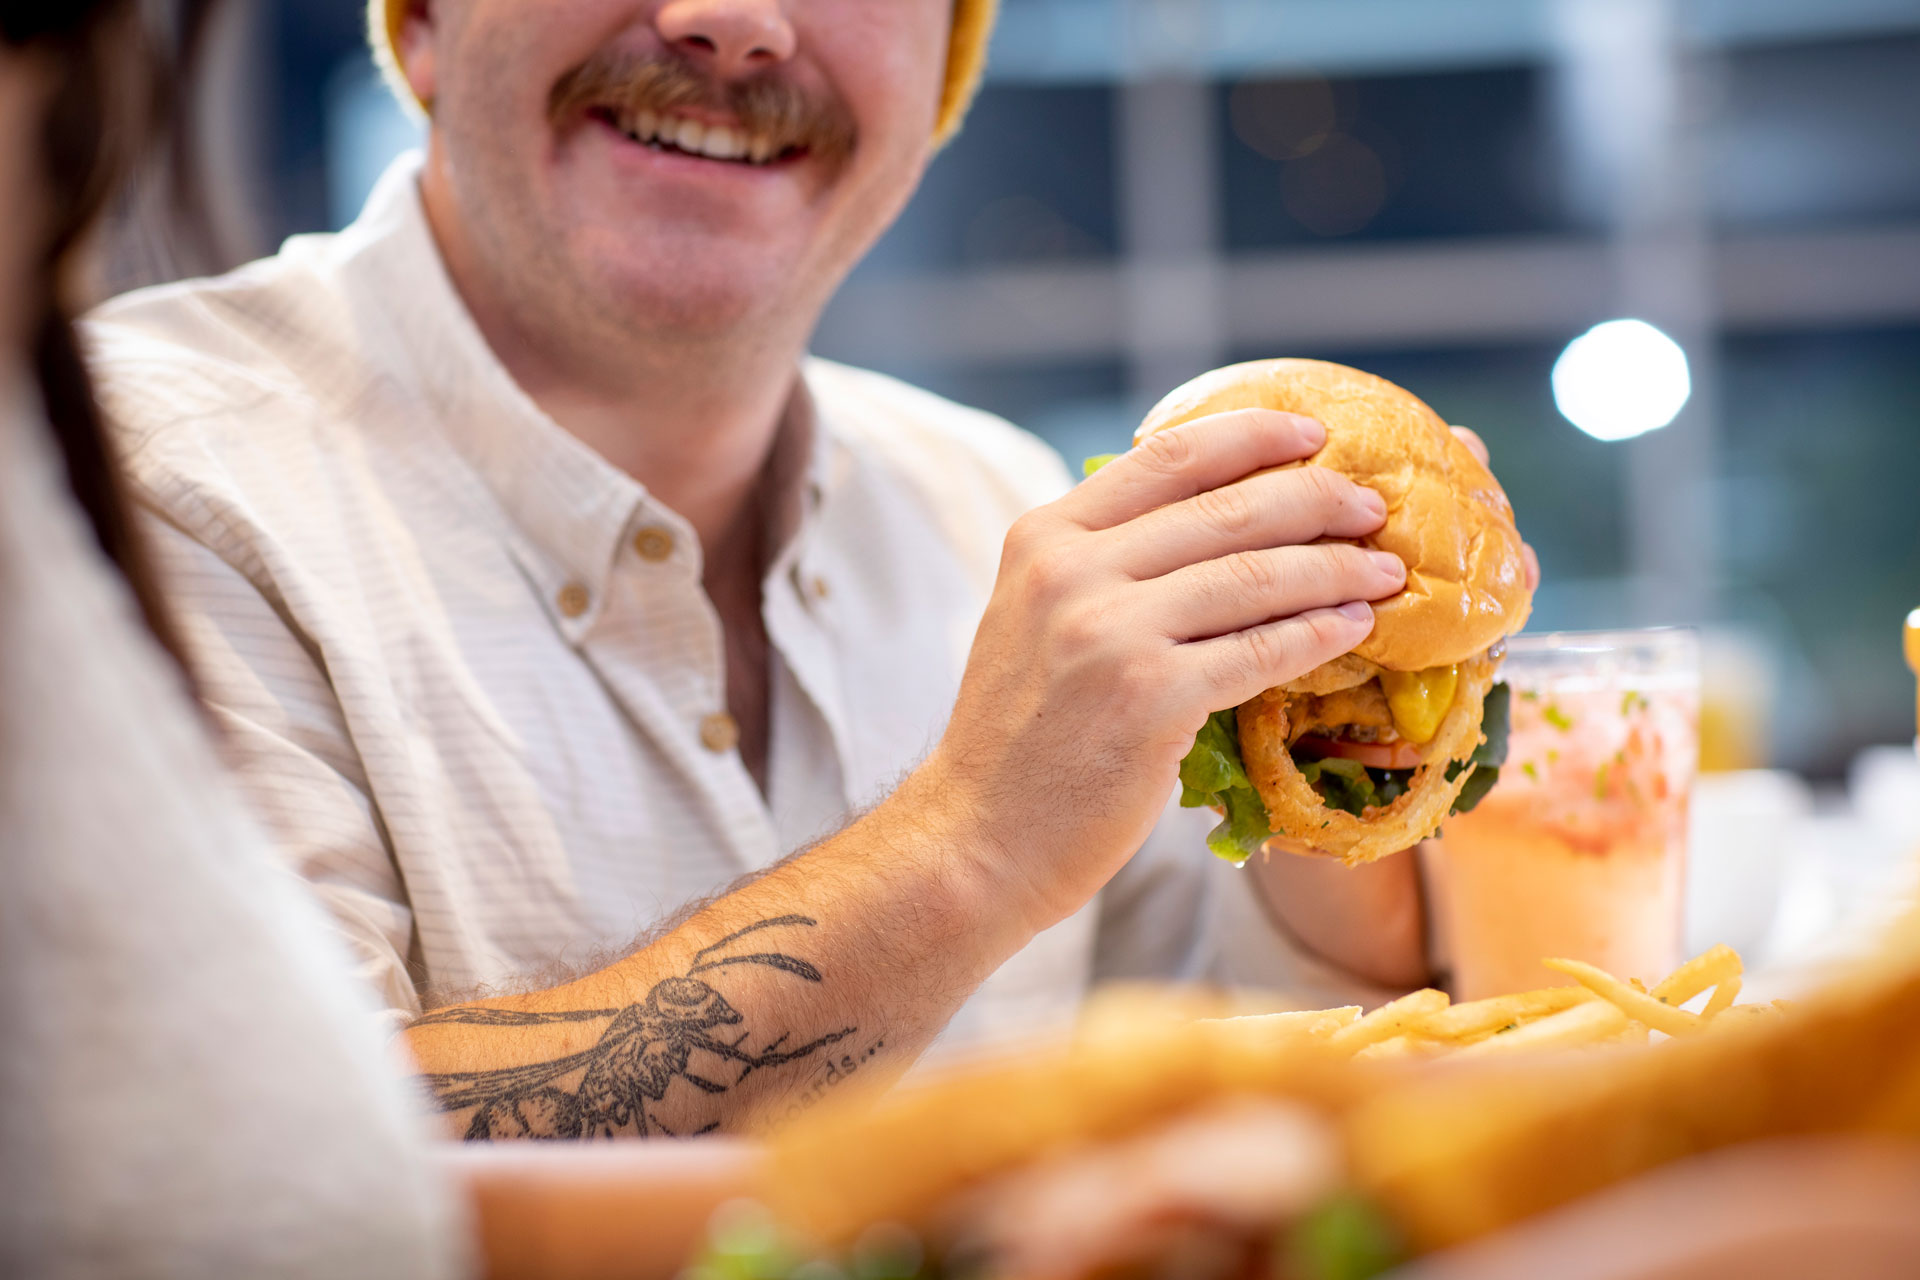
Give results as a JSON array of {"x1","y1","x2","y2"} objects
[
  {"x1": 82, "y1": 234, "x2": 398, "y2": 533},
  {"x1": 805, "y1": 357, "x2": 1075, "y2": 517},
  {"x1": 83, "y1": 232, "x2": 370, "y2": 464}
]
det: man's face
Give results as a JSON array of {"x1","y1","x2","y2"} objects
[{"x1": 403, "y1": 0, "x2": 949, "y2": 350}]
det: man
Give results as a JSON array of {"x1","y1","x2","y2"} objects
[{"x1": 88, "y1": 0, "x2": 1484, "y2": 1141}]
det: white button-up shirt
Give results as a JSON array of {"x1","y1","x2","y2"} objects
[{"x1": 87, "y1": 154, "x2": 1380, "y2": 1049}]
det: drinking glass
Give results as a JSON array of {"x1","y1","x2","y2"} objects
[{"x1": 1429, "y1": 628, "x2": 1701, "y2": 999}]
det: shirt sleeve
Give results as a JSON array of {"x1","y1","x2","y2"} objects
[
  {"x1": 1093, "y1": 792, "x2": 1405, "y2": 1011},
  {"x1": 139, "y1": 512, "x2": 424, "y2": 1017}
]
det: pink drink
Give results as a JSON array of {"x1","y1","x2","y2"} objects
[{"x1": 1432, "y1": 630, "x2": 1699, "y2": 999}]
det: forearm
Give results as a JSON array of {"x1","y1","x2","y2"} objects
[
  {"x1": 406, "y1": 766, "x2": 1033, "y2": 1140},
  {"x1": 413, "y1": 407, "x2": 1424, "y2": 1136},
  {"x1": 1248, "y1": 846, "x2": 1430, "y2": 990}
]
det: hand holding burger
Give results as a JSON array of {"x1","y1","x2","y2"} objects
[
  {"x1": 1136, "y1": 359, "x2": 1536, "y2": 866},
  {"x1": 929, "y1": 397, "x2": 1405, "y2": 935},
  {"x1": 929, "y1": 356, "x2": 1532, "y2": 938}
]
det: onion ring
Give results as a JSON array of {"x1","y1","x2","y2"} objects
[{"x1": 1240, "y1": 656, "x2": 1500, "y2": 865}]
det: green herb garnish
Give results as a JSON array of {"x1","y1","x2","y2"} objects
[
  {"x1": 686, "y1": 1201, "x2": 802, "y2": 1280},
  {"x1": 1543, "y1": 702, "x2": 1574, "y2": 731},
  {"x1": 1082, "y1": 452, "x2": 1121, "y2": 477},
  {"x1": 1281, "y1": 1194, "x2": 1407, "y2": 1280}
]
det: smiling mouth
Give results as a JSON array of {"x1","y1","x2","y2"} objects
[{"x1": 591, "y1": 106, "x2": 802, "y2": 167}]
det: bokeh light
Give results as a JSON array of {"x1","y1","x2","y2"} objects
[
  {"x1": 1552, "y1": 318, "x2": 1693, "y2": 442},
  {"x1": 1280, "y1": 133, "x2": 1389, "y2": 237},
  {"x1": 1228, "y1": 76, "x2": 1338, "y2": 162}
]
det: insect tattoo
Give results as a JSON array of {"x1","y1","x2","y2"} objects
[{"x1": 414, "y1": 915, "x2": 856, "y2": 1140}]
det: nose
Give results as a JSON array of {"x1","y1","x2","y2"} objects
[{"x1": 654, "y1": 0, "x2": 798, "y2": 78}]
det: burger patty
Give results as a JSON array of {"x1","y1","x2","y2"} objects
[{"x1": 1286, "y1": 680, "x2": 1400, "y2": 745}]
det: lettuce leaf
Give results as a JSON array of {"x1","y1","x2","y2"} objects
[
  {"x1": 1177, "y1": 709, "x2": 1272, "y2": 864},
  {"x1": 1296, "y1": 755, "x2": 1415, "y2": 817},
  {"x1": 1444, "y1": 681, "x2": 1511, "y2": 816}
]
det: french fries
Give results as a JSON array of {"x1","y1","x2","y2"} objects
[
  {"x1": 1201, "y1": 1006, "x2": 1362, "y2": 1045},
  {"x1": 1354, "y1": 1034, "x2": 1441, "y2": 1062},
  {"x1": 1328, "y1": 989, "x2": 1451, "y2": 1055},
  {"x1": 1409, "y1": 987, "x2": 1594, "y2": 1045},
  {"x1": 1273, "y1": 944, "x2": 1776, "y2": 1062},
  {"x1": 1650, "y1": 943, "x2": 1741, "y2": 1005},
  {"x1": 1452, "y1": 1000, "x2": 1631, "y2": 1056},
  {"x1": 1542, "y1": 958, "x2": 1706, "y2": 1037},
  {"x1": 1701, "y1": 974, "x2": 1742, "y2": 1018}
]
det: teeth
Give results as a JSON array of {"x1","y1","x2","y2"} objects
[{"x1": 615, "y1": 109, "x2": 779, "y2": 164}]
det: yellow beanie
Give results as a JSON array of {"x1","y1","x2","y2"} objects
[{"x1": 370, "y1": 0, "x2": 998, "y2": 145}]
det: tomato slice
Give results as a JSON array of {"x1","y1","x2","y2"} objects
[{"x1": 1295, "y1": 735, "x2": 1423, "y2": 771}]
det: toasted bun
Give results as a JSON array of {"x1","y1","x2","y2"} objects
[
  {"x1": 766, "y1": 1000, "x2": 1363, "y2": 1248},
  {"x1": 1135, "y1": 358, "x2": 1531, "y2": 670},
  {"x1": 765, "y1": 911, "x2": 1920, "y2": 1263}
]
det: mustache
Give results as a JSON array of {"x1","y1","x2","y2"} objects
[{"x1": 549, "y1": 49, "x2": 857, "y2": 165}]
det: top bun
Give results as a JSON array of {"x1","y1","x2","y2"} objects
[{"x1": 1136, "y1": 358, "x2": 1532, "y2": 670}]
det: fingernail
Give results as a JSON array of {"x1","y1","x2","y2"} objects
[
  {"x1": 1368, "y1": 550, "x2": 1406, "y2": 579},
  {"x1": 1359, "y1": 487, "x2": 1387, "y2": 518},
  {"x1": 1337, "y1": 601, "x2": 1374, "y2": 623},
  {"x1": 1298, "y1": 417, "x2": 1327, "y2": 447}
]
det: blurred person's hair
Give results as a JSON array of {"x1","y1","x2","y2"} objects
[{"x1": 3, "y1": 0, "x2": 220, "y2": 679}]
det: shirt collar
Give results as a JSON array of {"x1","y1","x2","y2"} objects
[
  {"x1": 340, "y1": 152, "x2": 845, "y2": 632},
  {"x1": 766, "y1": 374, "x2": 839, "y2": 558}
]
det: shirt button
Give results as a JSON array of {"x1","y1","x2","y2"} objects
[
  {"x1": 556, "y1": 582, "x2": 591, "y2": 618},
  {"x1": 700, "y1": 712, "x2": 740, "y2": 753},
  {"x1": 633, "y1": 526, "x2": 675, "y2": 562}
]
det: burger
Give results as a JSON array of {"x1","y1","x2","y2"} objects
[
  {"x1": 755, "y1": 914, "x2": 1920, "y2": 1280},
  {"x1": 1138, "y1": 359, "x2": 1533, "y2": 866}
]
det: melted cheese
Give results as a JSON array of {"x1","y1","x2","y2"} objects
[{"x1": 1379, "y1": 665, "x2": 1460, "y2": 745}]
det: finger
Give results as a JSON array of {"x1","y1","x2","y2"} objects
[
  {"x1": 1107, "y1": 466, "x2": 1387, "y2": 582},
  {"x1": 1180, "y1": 602, "x2": 1377, "y2": 710},
  {"x1": 1148, "y1": 544, "x2": 1406, "y2": 643},
  {"x1": 1452, "y1": 426, "x2": 1490, "y2": 466},
  {"x1": 1064, "y1": 410, "x2": 1327, "y2": 531},
  {"x1": 1524, "y1": 542, "x2": 1541, "y2": 592}
]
